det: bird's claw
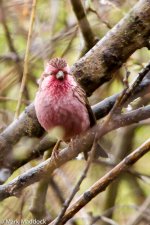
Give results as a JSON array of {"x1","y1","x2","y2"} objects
[
  {"x1": 51, "y1": 140, "x2": 61, "y2": 163},
  {"x1": 52, "y1": 149, "x2": 59, "y2": 161}
]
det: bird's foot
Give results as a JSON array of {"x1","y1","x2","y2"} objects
[{"x1": 51, "y1": 140, "x2": 62, "y2": 162}]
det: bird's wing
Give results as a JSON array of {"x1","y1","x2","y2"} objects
[
  {"x1": 73, "y1": 82, "x2": 108, "y2": 159},
  {"x1": 73, "y1": 84, "x2": 96, "y2": 127}
]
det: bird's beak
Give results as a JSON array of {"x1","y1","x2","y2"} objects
[{"x1": 56, "y1": 71, "x2": 65, "y2": 80}]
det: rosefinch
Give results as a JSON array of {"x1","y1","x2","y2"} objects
[{"x1": 34, "y1": 58, "x2": 107, "y2": 159}]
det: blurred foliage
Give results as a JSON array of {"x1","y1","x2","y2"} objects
[{"x1": 0, "y1": 0, "x2": 150, "y2": 224}]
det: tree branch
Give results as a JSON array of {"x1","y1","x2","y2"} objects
[
  {"x1": 0, "y1": 6, "x2": 150, "y2": 182},
  {"x1": 71, "y1": 0, "x2": 150, "y2": 95},
  {"x1": 0, "y1": 105, "x2": 150, "y2": 201},
  {"x1": 0, "y1": 103, "x2": 44, "y2": 167},
  {"x1": 0, "y1": 0, "x2": 150, "y2": 169},
  {"x1": 70, "y1": 0, "x2": 97, "y2": 49},
  {"x1": 1, "y1": 66, "x2": 150, "y2": 174}
]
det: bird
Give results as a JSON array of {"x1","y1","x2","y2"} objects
[{"x1": 34, "y1": 58, "x2": 107, "y2": 159}]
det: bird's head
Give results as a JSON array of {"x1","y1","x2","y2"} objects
[{"x1": 43, "y1": 58, "x2": 70, "y2": 81}]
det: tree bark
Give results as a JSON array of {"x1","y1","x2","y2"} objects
[{"x1": 71, "y1": 0, "x2": 150, "y2": 95}]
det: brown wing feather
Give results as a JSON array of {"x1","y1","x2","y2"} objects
[
  {"x1": 73, "y1": 84, "x2": 96, "y2": 127},
  {"x1": 73, "y1": 81, "x2": 108, "y2": 159}
]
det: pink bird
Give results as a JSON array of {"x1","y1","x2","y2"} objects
[{"x1": 34, "y1": 58, "x2": 107, "y2": 158}]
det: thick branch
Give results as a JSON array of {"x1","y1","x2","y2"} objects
[
  {"x1": 0, "y1": 104, "x2": 44, "y2": 166},
  {"x1": 71, "y1": 0, "x2": 150, "y2": 95}
]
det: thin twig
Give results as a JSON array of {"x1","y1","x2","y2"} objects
[
  {"x1": 118, "y1": 61, "x2": 150, "y2": 107},
  {"x1": 15, "y1": 0, "x2": 37, "y2": 118},
  {"x1": 88, "y1": 6, "x2": 112, "y2": 29},
  {"x1": 127, "y1": 196, "x2": 150, "y2": 225},
  {"x1": 105, "y1": 61, "x2": 150, "y2": 117},
  {"x1": 70, "y1": 0, "x2": 97, "y2": 49}
]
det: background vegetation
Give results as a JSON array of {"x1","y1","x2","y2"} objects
[{"x1": 0, "y1": 0, "x2": 150, "y2": 225}]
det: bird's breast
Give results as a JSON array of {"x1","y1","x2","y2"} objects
[{"x1": 34, "y1": 84, "x2": 90, "y2": 140}]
